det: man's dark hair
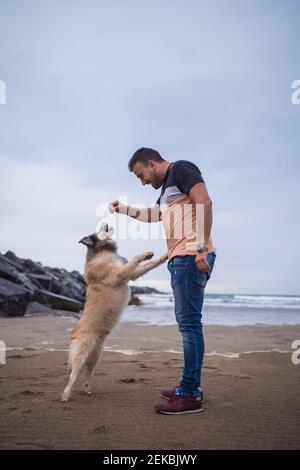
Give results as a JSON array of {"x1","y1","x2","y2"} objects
[{"x1": 128, "y1": 147, "x2": 165, "y2": 172}]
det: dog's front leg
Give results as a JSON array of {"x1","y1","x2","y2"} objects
[
  {"x1": 130, "y1": 254, "x2": 168, "y2": 281},
  {"x1": 111, "y1": 251, "x2": 154, "y2": 285}
]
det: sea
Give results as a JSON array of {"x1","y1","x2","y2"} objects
[{"x1": 122, "y1": 293, "x2": 300, "y2": 326}]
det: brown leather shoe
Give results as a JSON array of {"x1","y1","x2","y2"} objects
[
  {"x1": 155, "y1": 394, "x2": 204, "y2": 415},
  {"x1": 161, "y1": 388, "x2": 205, "y2": 403}
]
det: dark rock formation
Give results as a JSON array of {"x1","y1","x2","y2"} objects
[
  {"x1": 0, "y1": 257, "x2": 23, "y2": 284},
  {"x1": 0, "y1": 278, "x2": 32, "y2": 317},
  {"x1": 130, "y1": 285, "x2": 161, "y2": 295},
  {"x1": 0, "y1": 251, "x2": 85, "y2": 317},
  {"x1": 25, "y1": 301, "x2": 55, "y2": 316},
  {"x1": 128, "y1": 295, "x2": 143, "y2": 306},
  {"x1": 33, "y1": 289, "x2": 82, "y2": 312}
]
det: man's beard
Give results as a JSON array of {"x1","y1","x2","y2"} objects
[{"x1": 151, "y1": 175, "x2": 163, "y2": 189}]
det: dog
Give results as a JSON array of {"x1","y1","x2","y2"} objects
[{"x1": 61, "y1": 223, "x2": 167, "y2": 401}]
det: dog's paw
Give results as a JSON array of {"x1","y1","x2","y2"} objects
[
  {"x1": 160, "y1": 253, "x2": 168, "y2": 263},
  {"x1": 83, "y1": 384, "x2": 92, "y2": 395},
  {"x1": 61, "y1": 392, "x2": 70, "y2": 402},
  {"x1": 143, "y1": 251, "x2": 154, "y2": 260}
]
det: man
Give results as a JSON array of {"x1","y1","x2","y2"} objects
[{"x1": 109, "y1": 147, "x2": 217, "y2": 415}]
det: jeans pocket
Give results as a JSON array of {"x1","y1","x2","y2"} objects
[
  {"x1": 196, "y1": 253, "x2": 216, "y2": 287},
  {"x1": 207, "y1": 253, "x2": 216, "y2": 279}
]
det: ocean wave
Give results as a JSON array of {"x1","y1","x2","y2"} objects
[
  {"x1": 137, "y1": 293, "x2": 300, "y2": 310},
  {"x1": 123, "y1": 294, "x2": 300, "y2": 326}
]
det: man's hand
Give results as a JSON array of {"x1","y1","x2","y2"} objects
[
  {"x1": 108, "y1": 201, "x2": 160, "y2": 222},
  {"x1": 108, "y1": 200, "x2": 128, "y2": 215},
  {"x1": 195, "y1": 252, "x2": 211, "y2": 272}
]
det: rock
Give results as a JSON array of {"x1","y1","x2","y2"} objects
[
  {"x1": 0, "y1": 255, "x2": 22, "y2": 283},
  {"x1": 43, "y1": 267, "x2": 85, "y2": 301},
  {"x1": 36, "y1": 269, "x2": 66, "y2": 295},
  {"x1": 70, "y1": 270, "x2": 86, "y2": 285},
  {"x1": 25, "y1": 301, "x2": 55, "y2": 316},
  {"x1": 128, "y1": 295, "x2": 143, "y2": 306},
  {"x1": 33, "y1": 289, "x2": 83, "y2": 312},
  {"x1": 26, "y1": 273, "x2": 53, "y2": 291},
  {"x1": 130, "y1": 285, "x2": 162, "y2": 295},
  {"x1": 22, "y1": 259, "x2": 47, "y2": 275},
  {"x1": 17, "y1": 272, "x2": 43, "y2": 292},
  {"x1": 0, "y1": 278, "x2": 32, "y2": 317},
  {"x1": 56, "y1": 269, "x2": 86, "y2": 302},
  {"x1": 3, "y1": 251, "x2": 26, "y2": 271},
  {"x1": 2, "y1": 254, "x2": 86, "y2": 304}
]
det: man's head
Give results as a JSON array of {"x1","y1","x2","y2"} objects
[{"x1": 128, "y1": 147, "x2": 169, "y2": 189}]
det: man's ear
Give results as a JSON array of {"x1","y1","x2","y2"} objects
[
  {"x1": 78, "y1": 236, "x2": 94, "y2": 247},
  {"x1": 148, "y1": 159, "x2": 158, "y2": 172}
]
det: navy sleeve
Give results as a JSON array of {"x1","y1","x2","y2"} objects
[{"x1": 174, "y1": 161, "x2": 204, "y2": 195}]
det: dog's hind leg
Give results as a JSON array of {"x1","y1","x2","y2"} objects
[
  {"x1": 83, "y1": 337, "x2": 105, "y2": 394},
  {"x1": 61, "y1": 339, "x2": 93, "y2": 402}
]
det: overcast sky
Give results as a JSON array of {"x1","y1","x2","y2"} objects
[{"x1": 0, "y1": 0, "x2": 299, "y2": 294}]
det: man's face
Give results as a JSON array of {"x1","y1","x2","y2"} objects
[{"x1": 132, "y1": 161, "x2": 163, "y2": 189}]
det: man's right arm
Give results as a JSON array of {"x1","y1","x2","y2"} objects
[{"x1": 108, "y1": 201, "x2": 161, "y2": 223}]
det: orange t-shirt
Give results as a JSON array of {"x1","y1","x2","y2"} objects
[{"x1": 156, "y1": 160, "x2": 216, "y2": 260}]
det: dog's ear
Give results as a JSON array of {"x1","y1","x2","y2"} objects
[
  {"x1": 78, "y1": 236, "x2": 94, "y2": 247},
  {"x1": 96, "y1": 226, "x2": 114, "y2": 240}
]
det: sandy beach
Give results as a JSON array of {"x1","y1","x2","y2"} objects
[{"x1": 0, "y1": 314, "x2": 300, "y2": 450}]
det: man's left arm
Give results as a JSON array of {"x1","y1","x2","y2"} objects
[{"x1": 189, "y1": 182, "x2": 213, "y2": 272}]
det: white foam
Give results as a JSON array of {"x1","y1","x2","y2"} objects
[{"x1": 3, "y1": 346, "x2": 293, "y2": 357}]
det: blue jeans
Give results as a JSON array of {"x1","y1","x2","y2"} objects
[{"x1": 168, "y1": 252, "x2": 217, "y2": 398}]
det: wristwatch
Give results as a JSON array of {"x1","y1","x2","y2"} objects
[{"x1": 196, "y1": 244, "x2": 208, "y2": 254}]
